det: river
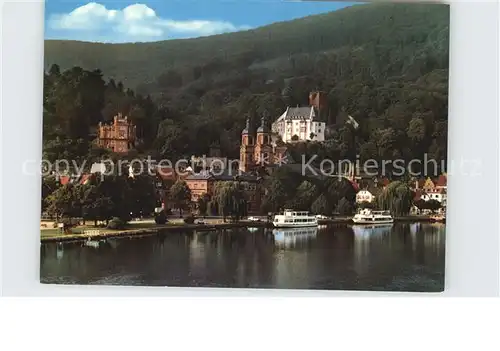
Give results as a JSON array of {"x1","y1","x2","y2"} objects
[{"x1": 40, "y1": 222, "x2": 445, "y2": 292}]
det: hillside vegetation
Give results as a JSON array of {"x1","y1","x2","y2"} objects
[{"x1": 43, "y1": 3, "x2": 449, "y2": 175}]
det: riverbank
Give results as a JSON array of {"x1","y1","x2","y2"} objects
[{"x1": 40, "y1": 215, "x2": 437, "y2": 243}]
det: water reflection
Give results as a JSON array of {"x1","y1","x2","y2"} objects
[
  {"x1": 352, "y1": 224, "x2": 393, "y2": 275},
  {"x1": 272, "y1": 227, "x2": 318, "y2": 249},
  {"x1": 56, "y1": 242, "x2": 64, "y2": 261},
  {"x1": 352, "y1": 224, "x2": 393, "y2": 239},
  {"x1": 40, "y1": 223, "x2": 446, "y2": 292}
]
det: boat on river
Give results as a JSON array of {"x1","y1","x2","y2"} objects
[
  {"x1": 352, "y1": 209, "x2": 394, "y2": 225},
  {"x1": 273, "y1": 210, "x2": 318, "y2": 228}
]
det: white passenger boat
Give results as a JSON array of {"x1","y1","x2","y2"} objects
[
  {"x1": 273, "y1": 209, "x2": 318, "y2": 228},
  {"x1": 352, "y1": 209, "x2": 394, "y2": 224}
]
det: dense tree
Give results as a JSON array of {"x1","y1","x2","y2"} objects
[
  {"x1": 46, "y1": 184, "x2": 80, "y2": 220},
  {"x1": 128, "y1": 174, "x2": 157, "y2": 217},
  {"x1": 169, "y1": 180, "x2": 192, "y2": 217},
  {"x1": 197, "y1": 193, "x2": 210, "y2": 217},
  {"x1": 41, "y1": 176, "x2": 60, "y2": 213},
  {"x1": 377, "y1": 181, "x2": 414, "y2": 216},
  {"x1": 311, "y1": 194, "x2": 332, "y2": 215},
  {"x1": 292, "y1": 181, "x2": 319, "y2": 211},
  {"x1": 213, "y1": 182, "x2": 247, "y2": 222},
  {"x1": 337, "y1": 197, "x2": 354, "y2": 216},
  {"x1": 81, "y1": 185, "x2": 114, "y2": 226}
]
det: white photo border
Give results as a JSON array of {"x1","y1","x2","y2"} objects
[{"x1": 1, "y1": 0, "x2": 499, "y2": 297}]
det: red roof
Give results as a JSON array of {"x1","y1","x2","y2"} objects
[
  {"x1": 59, "y1": 176, "x2": 70, "y2": 185},
  {"x1": 349, "y1": 180, "x2": 360, "y2": 192},
  {"x1": 416, "y1": 178, "x2": 426, "y2": 188},
  {"x1": 435, "y1": 174, "x2": 447, "y2": 187},
  {"x1": 413, "y1": 189, "x2": 423, "y2": 201},
  {"x1": 379, "y1": 177, "x2": 390, "y2": 187}
]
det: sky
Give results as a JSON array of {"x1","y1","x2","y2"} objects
[{"x1": 44, "y1": 0, "x2": 360, "y2": 43}]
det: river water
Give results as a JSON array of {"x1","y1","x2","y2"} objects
[{"x1": 40, "y1": 223, "x2": 446, "y2": 292}]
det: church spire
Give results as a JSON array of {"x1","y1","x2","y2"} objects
[
  {"x1": 241, "y1": 115, "x2": 251, "y2": 135},
  {"x1": 257, "y1": 111, "x2": 270, "y2": 133}
]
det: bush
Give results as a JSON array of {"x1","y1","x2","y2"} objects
[
  {"x1": 155, "y1": 211, "x2": 168, "y2": 225},
  {"x1": 183, "y1": 215, "x2": 195, "y2": 224},
  {"x1": 107, "y1": 217, "x2": 125, "y2": 230}
]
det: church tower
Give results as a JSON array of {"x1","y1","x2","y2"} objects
[
  {"x1": 254, "y1": 112, "x2": 273, "y2": 167},
  {"x1": 239, "y1": 117, "x2": 255, "y2": 172}
]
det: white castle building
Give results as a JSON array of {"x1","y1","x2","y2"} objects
[{"x1": 272, "y1": 106, "x2": 326, "y2": 142}]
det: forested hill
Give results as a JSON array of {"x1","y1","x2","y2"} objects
[
  {"x1": 44, "y1": 3, "x2": 449, "y2": 92},
  {"x1": 43, "y1": 2, "x2": 450, "y2": 174}
]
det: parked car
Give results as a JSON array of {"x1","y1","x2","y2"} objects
[{"x1": 247, "y1": 216, "x2": 261, "y2": 222}]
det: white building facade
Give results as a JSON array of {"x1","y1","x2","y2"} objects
[
  {"x1": 356, "y1": 190, "x2": 375, "y2": 203},
  {"x1": 272, "y1": 107, "x2": 326, "y2": 142},
  {"x1": 420, "y1": 189, "x2": 447, "y2": 204}
]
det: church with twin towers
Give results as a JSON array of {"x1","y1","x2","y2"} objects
[{"x1": 239, "y1": 91, "x2": 328, "y2": 173}]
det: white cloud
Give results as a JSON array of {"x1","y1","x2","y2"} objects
[{"x1": 48, "y1": 2, "x2": 250, "y2": 42}]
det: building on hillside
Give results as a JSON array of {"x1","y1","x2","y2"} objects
[
  {"x1": 271, "y1": 91, "x2": 327, "y2": 143},
  {"x1": 356, "y1": 190, "x2": 375, "y2": 203},
  {"x1": 240, "y1": 114, "x2": 288, "y2": 173},
  {"x1": 185, "y1": 170, "x2": 262, "y2": 213},
  {"x1": 308, "y1": 91, "x2": 330, "y2": 121},
  {"x1": 356, "y1": 188, "x2": 381, "y2": 204},
  {"x1": 412, "y1": 174, "x2": 447, "y2": 208},
  {"x1": 354, "y1": 179, "x2": 388, "y2": 204},
  {"x1": 190, "y1": 154, "x2": 230, "y2": 173},
  {"x1": 96, "y1": 113, "x2": 136, "y2": 153},
  {"x1": 422, "y1": 177, "x2": 436, "y2": 192},
  {"x1": 190, "y1": 144, "x2": 231, "y2": 173}
]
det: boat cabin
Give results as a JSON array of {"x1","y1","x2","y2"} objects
[{"x1": 283, "y1": 210, "x2": 310, "y2": 217}]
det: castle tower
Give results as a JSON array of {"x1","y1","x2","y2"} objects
[
  {"x1": 254, "y1": 112, "x2": 273, "y2": 167},
  {"x1": 239, "y1": 117, "x2": 255, "y2": 172},
  {"x1": 309, "y1": 91, "x2": 329, "y2": 121}
]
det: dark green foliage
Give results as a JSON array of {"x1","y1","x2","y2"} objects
[
  {"x1": 424, "y1": 199, "x2": 442, "y2": 212},
  {"x1": 169, "y1": 180, "x2": 192, "y2": 217},
  {"x1": 41, "y1": 176, "x2": 60, "y2": 213},
  {"x1": 197, "y1": 193, "x2": 211, "y2": 217},
  {"x1": 42, "y1": 3, "x2": 449, "y2": 169},
  {"x1": 44, "y1": 4, "x2": 449, "y2": 91},
  {"x1": 413, "y1": 199, "x2": 427, "y2": 210},
  {"x1": 337, "y1": 197, "x2": 354, "y2": 216},
  {"x1": 43, "y1": 65, "x2": 159, "y2": 163},
  {"x1": 82, "y1": 185, "x2": 114, "y2": 226},
  {"x1": 46, "y1": 184, "x2": 81, "y2": 219},
  {"x1": 183, "y1": 215, "x2": 195, "y2": 224},
  {"x1": 107, "y1": 217, "x2": 125, "y2": 230},
  {"x1": 261, "y1": 167, "x2": 357, "y2": 215},
  {"x1": 213, "y1": 182, "x2": 248, "y2": 222},
  {"x1": 357, "y1": 201, "x2": 374, "y2": 210},
  {"x1": 128, "y1": 174, "x2": 156, "y2": 218},
  {"x1": 311, "y1": 194, "x2": 332, "y2": 215},
  {"x1": 154, "y1": 210, "x2": 168, "y2": 225},
  {"x1": 377, "y1": 181, "x2": 414, "y2": 216}
]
